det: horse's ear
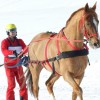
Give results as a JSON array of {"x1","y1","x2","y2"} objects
[
  {"x1": 85, "y1": 3, "x2": 89, "y2": 12},
  {"x1": 92, "y1": 2, "x2": 97, "y2": 11}
]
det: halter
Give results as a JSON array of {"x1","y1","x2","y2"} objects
[{"x1": 79, "y1": 13, "x2": 98, "y2": 40}]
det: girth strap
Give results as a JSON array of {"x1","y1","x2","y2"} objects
[{"x1": 47, "y1": 49, "x2": 88, "y2": 62}]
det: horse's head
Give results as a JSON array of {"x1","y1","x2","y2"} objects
[{"x1": 83, "y1": 3, "x2": 100, "y2": 48}]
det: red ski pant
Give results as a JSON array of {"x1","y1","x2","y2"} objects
[{"x1": 5, "y1": 66, "x2": 28, "y2": 100}]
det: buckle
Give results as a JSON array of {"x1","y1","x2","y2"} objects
[{"x1": 55, "y1": 55, "x2": 60, "y2": 60}]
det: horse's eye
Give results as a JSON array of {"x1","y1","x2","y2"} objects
[{"x1": 87, "y1": 22, "x2": 90, "y2": 26}]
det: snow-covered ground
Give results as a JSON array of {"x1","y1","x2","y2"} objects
[{"x1": 0, "y1": 0, "x2": 100, "y2": 100}]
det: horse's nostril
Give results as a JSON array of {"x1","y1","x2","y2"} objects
[{"x1": 94, "y1": 43, "x2": 97, "y2": 46}]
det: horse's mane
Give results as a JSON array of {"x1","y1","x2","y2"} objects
[
  {"x1": 66, "y1": 8, "x2": 84, "y2": 26},
  {"x1": 66, "y1": 5, "x2": 98, "y2": 26}
]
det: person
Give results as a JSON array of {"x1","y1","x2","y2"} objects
[{"x1": 1, "y1": 24, "x2": 28, "y2": 100}]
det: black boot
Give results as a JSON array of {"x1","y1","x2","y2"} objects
[{"x1": 20, "y1": 96, "x2": 23, "y2": 100}]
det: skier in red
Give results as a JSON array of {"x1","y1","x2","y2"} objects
[{"x1": 1, "y1": 24, "x2": 28, "y2": 100}]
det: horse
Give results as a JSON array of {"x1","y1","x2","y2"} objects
[{"x1": 26, "y1": 3, "x2": 100, "y2": 100}]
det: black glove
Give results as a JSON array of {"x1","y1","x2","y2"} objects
[
  {"x1": 13, "y1": 50, "x2": 18, "y2": 57},
  {"x1": 18, "y1": 52, "x2": 23, "y2": 58},
  {"x1": 21, "y1": 56, "x2": 29, "y2": 67}
]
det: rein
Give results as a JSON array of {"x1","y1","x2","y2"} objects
[{"x1": 0, "y1": 57, "x2": 18, "y2": 67}]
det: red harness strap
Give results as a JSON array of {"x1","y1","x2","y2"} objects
[
  {"x1": 56, "y1": 28, "x2": 64, "y2": 55},
  {"x1": 45, "y1": 34, "x2": 60, "y2": 75}
]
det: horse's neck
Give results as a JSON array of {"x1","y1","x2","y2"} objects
[{"x1": 63, "y1": 11, "x2": 84, "y2": 48}]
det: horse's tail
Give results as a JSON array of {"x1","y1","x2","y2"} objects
[{"x1": 25, "y1": 68, "x2": 33, "y2": 95}]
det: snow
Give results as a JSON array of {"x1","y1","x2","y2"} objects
[{"x1": 0, "y1": 0, "x2": 100, "y2": 100}]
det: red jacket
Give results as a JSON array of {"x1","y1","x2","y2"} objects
[{"x1": 1, "y1": 37, "x2": 26, "y2": 66}]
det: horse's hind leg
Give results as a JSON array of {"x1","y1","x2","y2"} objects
[
  {"x1": 29, "y1": 63, "x2": 43, "y2": 100},
  {"x1": 45, "y1": 73, "x2": 60, "y2": 100},
  {"x1": 63, "y1": 72, "x2": 83, "y2": 100}
]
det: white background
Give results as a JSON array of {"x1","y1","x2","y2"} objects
[{"x1": 0, "y1": 0, "x2": 100, "y2": 100}]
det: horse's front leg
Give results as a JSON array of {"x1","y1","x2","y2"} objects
[
  {"x1": 45, "y1": 73, "x2": 60, "y2": 100},
  {"x1": 72, "y1": 74, "x2": 84, "y2": 100},
  {"x1": 63, "y1": 72, "x2": 83, "y2": 100}
]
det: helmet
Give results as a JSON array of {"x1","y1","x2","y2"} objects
[{"x1": 6, "y1": 24, "x2": 17, "y2": 33}]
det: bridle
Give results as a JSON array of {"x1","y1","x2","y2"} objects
[{"x1": 79, "y1": 12, "x2": 98, "y2": 40}]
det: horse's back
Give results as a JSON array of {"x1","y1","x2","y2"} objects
[
  {"x1": 32, "y1": 32, "x2": 56, "y2": 40},
  {"x1": 28, "y1": 32, "x2": 57, "y2": 60}
]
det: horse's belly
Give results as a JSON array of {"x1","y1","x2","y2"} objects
[{"x1": 43, "y1": 60, "x2": 61, "y2": 73}]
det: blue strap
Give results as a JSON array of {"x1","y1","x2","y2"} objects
[
  {"x1": 19, "y1": 56, "x2": 29, "y2": 67},
  {"x1": 6, "y1": 56, "x2": 29, "y2": 68}
]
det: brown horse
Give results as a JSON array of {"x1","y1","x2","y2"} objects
[{"x1": 26, "y1": 3, "x2": 100, "y2": 100}]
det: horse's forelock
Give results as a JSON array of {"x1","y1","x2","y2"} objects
[{"x1": 84, "y1": 8, "x2": 98, "y2": 23}]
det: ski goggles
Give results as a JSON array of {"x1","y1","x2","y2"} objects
[{"x1": 7, "y1": 28, "x2": 17, "y2": 33}]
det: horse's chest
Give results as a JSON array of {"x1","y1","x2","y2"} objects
[
  {"x1": 60, "y1": 56, "x2": 88, "y2": 76},
  {"x1": 70, "y1": 57, "x2": 87, "y2": 75}
]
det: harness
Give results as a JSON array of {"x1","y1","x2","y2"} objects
[{"x1": 29, "y1": 29, "x2": 89, "y2": 75}]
